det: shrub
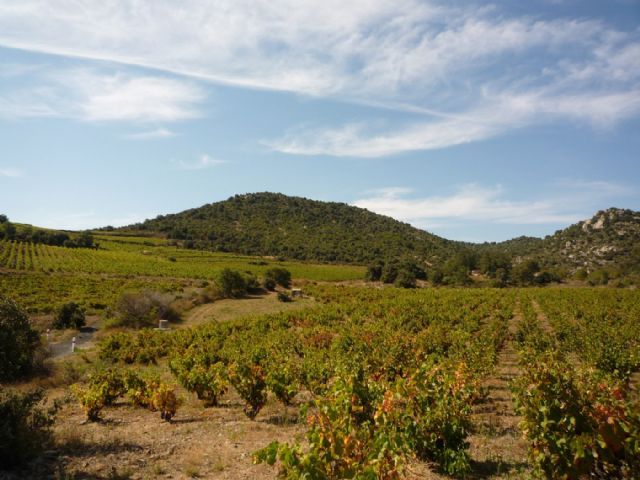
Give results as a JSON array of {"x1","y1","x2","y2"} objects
[
  {"x1": 262, "y1": 277, "x2": 277, "y2": 291},
  {"x1": 394, "y1": 269, "x2": 417, "y2": 288},
  {"x1": 380, "y1": 262, "x2": 399, "y2": 284},
  {"x1": 244, "y1": 272, "x2": 261, "y2": 292},
  {"x1": 365, "y1": 262, "x2": 383, "y2": 281},
  {"x1": 0, "y1": 388, "x2": 57, "y2": 468},
  {"x1": 512, "y1": 259, "x2": 540, "y2": 285},
  {"x1": 53, "y1": 302, "x2": 86, "y2": 330},
  {"x1": 277, "y1": 291, "x2": 292, "y2": 302},
  {"x1": 216, "y1": 268, "x2": 248, "y2": 298},
  {"x1": 0, "y1": 296, "x2": 41, "y2": 381},
  {"x1": 263, "y1": 267, "x2": 291, "y2": 288},
  {"x1": 113, "y1": 290, "x2": 180, "y2": 328}
]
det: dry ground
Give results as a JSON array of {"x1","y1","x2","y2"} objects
[{"x1": 184, "y1": 292, "x2": 313, "y2": 328}]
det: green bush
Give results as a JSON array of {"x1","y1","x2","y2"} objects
[
  {"x1": 394, "y1": 269, "x2": 417, "y2": 288},
  {"x1": 0, "y1": 387, "x2": 57, "y2": 468},
  {"x1": 53, "y1": 302, "x2": 86, "y2": 330},
  {"x1": 217, "y1": 268, "x2": 248, "y2": 298},
  {"x1": 0, "y1": 296, "x2": 41, "y2": 381},
  {"x1": 263, "y1": 267, "x2": 291, "y2": 289},
  {"x1": 365, "y1": 262, "x2": 384, "y2": 281}
]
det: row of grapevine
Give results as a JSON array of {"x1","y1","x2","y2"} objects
[
  {"x1": 91, "y1": 287, "x2": 515, "y2": 477},
  {"x1": 512, "y1": 290, "x2": 640, "y2": 478},
  {"x1": 0, "y1": 239, "x2": 363, "y2": 281}
]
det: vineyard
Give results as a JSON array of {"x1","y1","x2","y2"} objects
[
  {"x1": 0, "y1": 238, "x2": 364, "y2": 281},
  {"x1": 0, "y1": 237, "x2": 363, "y2": 314},
  {"x1": 37, "y1": 285, "x2": 639, "y2": 479}
]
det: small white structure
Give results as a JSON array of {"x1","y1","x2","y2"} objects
[
  {"x1": 156, "y1": 319, "x2": 170, "y2": 331},
  {"x1": 71, "y1": 336, "x2": 76, "y2": 353}
]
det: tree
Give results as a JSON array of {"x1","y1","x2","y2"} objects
[
  {"x1": 429, "y1": 268, "x2": 444, "y2": 285},
  {"x1": 442, "y1": 254, "x2": 472, "y2": 285},
  {"x1": 0, "y1": 297, "x2": 40, "y2": 381},
  {"x1": 0, "y1": 214, "x2": 7, "y2": 223},
  {"x1": 217, "y1": 268, "x2": 248, "y2": 298},
  {"x1": 512, "y1": 259, "x2": 540, "y2": 286},
  {"x1": 263, "y1": 267, "x2": 292, "y2": 289},
  {"x1": 380, "y1": 262, "x2": 399, "y2": 284},
  {"x1": 1, "y1": 222, "x2": 16, "y2": 240},
  {"x1": 53, "y1": 302, "x2": 86, "y2": 330},
  {"x1": 364, "y1": 262, "x2": 383, "y2": 282},
  {"x1": 478, "y1": 251, "x2": 512, "y2": 278},
  {"x1": 0, "y1": 388, "x2": 57, "y2": 468},
  {"x1": 394, "y1": 269, "x2": 417, "y2": 288}
]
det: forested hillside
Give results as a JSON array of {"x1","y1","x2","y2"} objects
[{"x1": 121, "y1": 192, "x2": 461, "y2": 264}]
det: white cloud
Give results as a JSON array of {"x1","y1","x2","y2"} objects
[
  {"x1": 266, "y1": 116, "x2": 504, "y2": 157},
  {"x1": 125, "y1": 128, "x2": 177, "y2": 140},
  {"x1": 353, "y1": 180, "x2": 634, "y2": 229},
  {"x1": 0, "y1": 167, "x2": 23, "y2": 177},
  {"x1": 0, "y1": 69, "x2": 205, "y2": 123},
  {"x1": 0, "y1": 1, "x2": 638, "y2": 151},
  {"x1": 173, "y1": 154, "x2": 227, "y2": 171},
  {"x1": 354, "y1": 184, "x2": 582, "y2": 226},
  {"x1": 266, "y1": 88, "x2": 640, "y2": 157},
  {"x1": 72, "y1": 72, "x2": 204, "y2": 123}
]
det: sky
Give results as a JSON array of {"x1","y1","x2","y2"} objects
[{"x1": 0, "y1": 0, "x2": 639, "y2": 242}]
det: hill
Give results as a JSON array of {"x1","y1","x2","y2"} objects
[
  {"x1": 473, "y1": 208, "x2": 640, "y2": 278},
  {"x1": 534, "y1": 208, "x2": 640, "y2": 274},
  {"x1": 120, "y1": 192, "x2": 461, "y2": 264}
]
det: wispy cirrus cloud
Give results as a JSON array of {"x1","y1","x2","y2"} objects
[
  {"x1": 172, "y1": 154, "x2": 227, "y2": 171},
  {"x1": 353, "y1": 180, "x2": 635, "y2": 229},
  {"x1": 124, "y1": 128, "x2": 177, "y2": 140},
  {"x1": 0, "y1": 1, "x2": 639, "y2": 154},
  {"x1": 267, "y1": 88, "x2": 640, "y2": 157}
]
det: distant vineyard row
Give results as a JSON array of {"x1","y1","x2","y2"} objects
[{"x1": 0, "y1": 240, "x2": 363, "y2": 281}]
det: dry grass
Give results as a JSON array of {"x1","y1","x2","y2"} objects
[{"x1": 184, "y1": 291, "x2": 313, "y2": 328}]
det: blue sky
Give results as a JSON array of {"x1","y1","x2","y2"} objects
[{"x1": 0, "y1": 0, "x2": 639, "y2": 242}]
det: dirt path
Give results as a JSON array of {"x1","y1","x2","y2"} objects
[
  {"x1": 530, "y1": 299, "x2": 553, "y2": 333},
  {"x1": 48, "y1": 325, "x2": 98, "y2": 359},
  {"x1": 466, "y1": 302, "x2": 528, "y2": 478},
  {"x1": 184, "y1": 292, "x2": 313, "y2": 328}
]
